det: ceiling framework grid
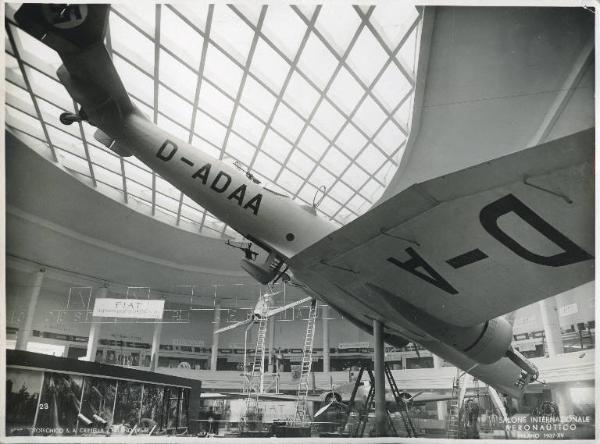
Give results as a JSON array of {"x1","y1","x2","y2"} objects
[{"x1": 4, "y1": 3, "x2": 422, "y2": 237}]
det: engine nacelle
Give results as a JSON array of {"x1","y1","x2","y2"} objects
[
  {"x1": 458, "y1": 317, "x2": 514, "y2": 364},
  {"x1": 366, "y1": 284, "x2": 514, "y2": 365}
]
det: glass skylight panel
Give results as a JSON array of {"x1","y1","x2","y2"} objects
[
  {"x1": 87, "y1": 144, "x2": 122, "y2": 174},
  {"x1": 347, "y1": 193, "x2": 370, "y2": 214},
  {"x1": 287, "y1": 149, "x2": 315, "y2": 178},
  {"x1": 346, "y1": 28, "x2": 388, "y2": 86},
  {"x1": 161, "y1": 6, "x2": 204, "y2": 68},
  {"x1": 204, "y1": 44, "x2": 244, "y2": 96},
  {"x1": 316, "y1": 5, "x2": 362, "y2": 55},
  {"x1": 6, "y1": 106, "x2": 45, "y2": 140},
  {"x1": 113, "y1": 55, "x2": 154, "y2": 105},
  {"x1": 399, "y1": 28, "x2": 418, "y2": 76},
  {"x1": 253, "y1": 151, "x2": 281, "y2": 181},
  {"x1": 195, "y1": 111, "x2": 227, "y2": 147},
  {"x1": 327, "y1": 67, "x2": 364, "y2": 115},
  {"x1": 250, "y1": 39, "x2": 290, "y2": 93},
  {"x1": 261, "y1": 6, "x2": 307, "y2": 60},
  {"x1": 5, "y1": 53, "x2": 25, "y2": 88},
  {"x1": 5, "y1": 2, "x2": 18, "y2": 21},
  {"x1": 321, "y1": 147, "x2": 351, "y2": 176},
  {"x1": 336, "y1": 207, "x2": 357, "y2": 224},
  {"x1": 309, "y1": 166, "x2": 336, "y2": 190},
  {"x1": 297, "y1": 34, "x2": 338, "y2": 90},
  {"x1": 57, "y1": 150, "x2": 91, "y2": 177},
  {"x1": 224, "y1": 226, "x2": 241, "y2": 240},
  {"x1": 328, "y1": 180, "x2": 354, "y2": 204},
  {"x1": 372, "y1": 62, "x2": 412, "y2": 112},
  {"x1": 379, "y1": 159, "x2": 399, "y2": 184},
  {"x1": 342, "y1": 163, "x2": 370, "y2": 189},
  {"x1": 93, "y1": 164, "x2": 123, "y2": 189},
  {"x1": 158, "y1": 85, "x2": 193, "y2": 126},
  {"x1": 357, "y1": 144, "x2": 387, "y2": 174},
  {"x1": 318, "y1": 195, "x2": 342, "y2": 216},
  {"x1": 112, "y1": 4, "x2": 155, "y2": 36},
  {"x1": 353, "y1": 95, "x2": 387, "y2": 138},
  {"x1": 130, "y1": 97, "x2": 154, "y2": 120},
  {"x1": 10, "y1": 129, "x2": 49, "y2": 153},
  {"x1": 231, "y1": 107, "x2": 265, "y2": 146},
  {"x1": 226, "y1": 133, "x2": 255, "y2": 165},
  {"x1": 12, "y1": 26, "x2": 62, "y2": 77},
  {"x1": 158, "y1": 49, "x2": 197, "y2": 99},
  {"x1": 183, "y1": 195, "x2": 205, "y2": 213},
  {"x1": 124, "y1": 162, "x2": 153, "y2": 188},
  {"x1": 25, "y1": 67, "x2": 73, "y2": 112},
  {"x1": 157, "y1": 113, "x2": 191, "y2": 141},
  {"x1": 126, "y1": 179, "x2": 152, "y2": 202},
  {"x1": 192, "y1": 135, "x2": 221, "y2": 159},
  {"x1": 297, "y1": 182, "x2": 319, "y2": 205},
  {"x1": 370, "y1": 4, "x2": 420, "y2": 50},
  {"x1": 374, "y1": 120, "x2": 405, "y2": 156},
  {"x1": 283, "y1": 71, "x2": 320, "y2": 118},
  {"x1": 46, "y1": 126, "x2": 84, "y2": 157},
  {"x1": 270, "y1": 103, "x2": 305, "y2": 141},
  {"x1": 230, "y1": 4, "x2": 263, "y2": 27},
  {"x1": 204, "y1": 214, "x2": 225, "y2": 233},
  {"x1": 278, "y1": 168, "x2": 304, "y2": 194},
  {"x1": 6, "y1": 82, "x2": 34, "y2": 114},
  {"x1": 211, "y1": 5, "x2": 254, "y2": 64},
  {"x1": 197, "y1": 81, "x2": 235, "y2": 123},
  {"x1": 239, "y1": 76, "x2": 277, "y2": 121},
  {"x1": 311, "y1": 100, "x2": 345, "y2": 140},
  {"x1": 172, "y1": 3, "x2": 209, "y2": 33},
  {"x1": 37, "y1": 100, "x2": 74, "y2": 132},
  {"x1": 395, "y1": 96, "x2": 414, "y2": 127},
  {"x1": 155, "y1": 192, "x2": 180, "y2": 214},
  {"x1": 109, "y1": 13, "x2": 154, "y2": 74},
  {"x1": 261, "y1": 129, "x2": 292, "y2": 159},
  {"x1": 335, "y1": 123, "x2": 368, "y2": 158},
  {"x1": 298, "y1": 126, "x2": 328, "y2": 160}
]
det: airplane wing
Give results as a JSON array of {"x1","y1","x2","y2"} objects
[{"x1": 289, "y1": 129, "x2": 593, "y2": 328}]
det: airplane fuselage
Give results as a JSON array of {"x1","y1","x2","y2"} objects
[{"x1": 119, "y1": 111, "x2": 336, "y2": 260}]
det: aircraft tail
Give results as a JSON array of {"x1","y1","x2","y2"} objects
[{"x1": 14, "y1": 4, "x2": 134, "y2": 135}]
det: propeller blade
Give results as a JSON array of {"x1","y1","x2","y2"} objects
[
  {"x1": 266, "y1": 296, "x2": 312, "y2": 318},
  {"x1": 314, "y1": 401, "x2": 334, "y2": 418},
  {"x1": 215, "y1": 318, "x2": 252, "y2": 334}
]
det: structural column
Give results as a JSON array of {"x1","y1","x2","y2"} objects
[
  {"x1": 373, "y1": 319, "x2": 386, "y2": 436},
  {"x1": 149, "y1": 321, "x2": 163, "y2": 371},
  {"x1": 322, "y1": 305, "x2": 330, "y2": 373},
  {"x1": 552, "y1": 383, "x2": 573, "y2": 417},
  {"x1": 432, "y1": 354, "x2": 447, "y2": 420},
  {"x1": 538, "y1": 296, "x2": 563, "y2": 356},
  {"x1": 210, "y1": 304, "x2": 221, "y2": 371},
  {"x1": 84, "y1": 285, "x2": 108, "y2": 361},
  {"x1": 15, "y1": 268, "x2": 45, "y2": 351}
]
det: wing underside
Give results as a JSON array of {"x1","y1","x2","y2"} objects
[{"x1": 290, "y1": 129, "x2": 594, "y2": 328}]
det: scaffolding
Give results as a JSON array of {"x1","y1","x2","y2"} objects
[
  {"x1": 242, "y1": 292, "x2": 271, "y2": 418},
  {"x1": 341, "y1": 363, "x2": 416, "y2": 437},
  {"x1": 293, "y1": 299, "x2": 318, "y2": 425}
]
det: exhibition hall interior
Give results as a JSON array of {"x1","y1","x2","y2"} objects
[{"x1": 3, "y1": 2, "x2": 595, "y2": 440}]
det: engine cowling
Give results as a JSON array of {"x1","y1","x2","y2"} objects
[
  {"x1": 366, "y1": 284, "x2": 514, "y2": 365},
  {"x1": 457, "y1": 317, "x2": 514, "y2": 364}
]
